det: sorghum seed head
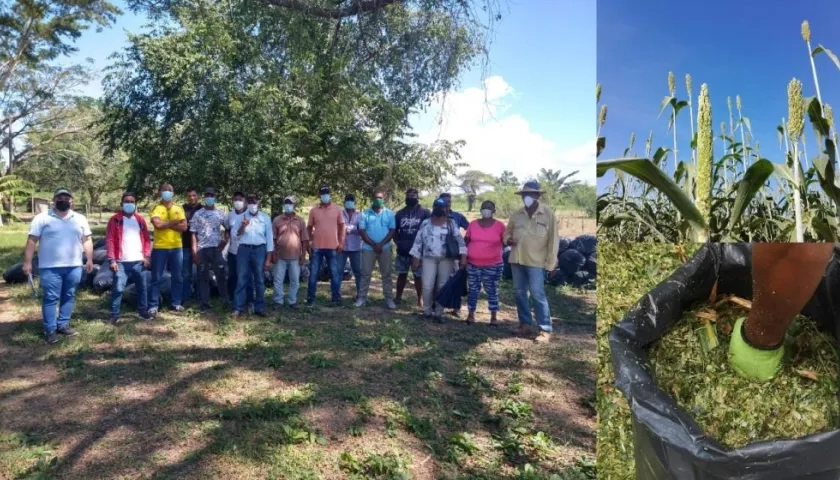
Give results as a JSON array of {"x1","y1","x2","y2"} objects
[
  {"x1": 802, "y1": 20, "x2": 811, "y2": 43},
  {"x1": 696, "y1": 83, "x2": 713, "y2": 221},
  {"x1": 788, "y1": 78, "x2": 805, "y2": 141},
  {"x1": 629, "y1": 131, "x2": 636, "y2": 147},
  {"x1": 596, "y1": 83, "x2": 601, "y2": 103},
  {"x1": 727, "y1": 96, "x2": 732, "y2": 110},
  {"x1": 668, "y1": 71, "x2": 675, "y2": 95},
  {"x1": 736, "y1": 95, "x2": 742, "y2": 111},
  {"x1": 825, "y1": 104, "x2": 834, "y2": 128},
  {"x1": 720, "y1": 121, "x2": 726, "y2": 135},
  {"x1": 685, "y1": 73, "x2": 692, "y2": 94},
  {"x1": 599, "y1": 104, "x2": 607, "y2": 126}
]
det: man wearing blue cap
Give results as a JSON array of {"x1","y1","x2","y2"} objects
[
  {"x1": 23, "y1": 187, "x2": 95, "y2": 344},
  {"x1": 504, "y1": 181, "x2": 559, "y2": 342}
]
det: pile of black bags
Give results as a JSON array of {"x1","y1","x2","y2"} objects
[{"x1": 548, "y1": 234, "x2": 596, "y2": 287}]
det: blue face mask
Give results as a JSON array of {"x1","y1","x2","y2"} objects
[
  {"x1": 161, "y1": 191, "x2": 174, "y2": 201},
  {"x1": 284, "y1": 204, "x2": 294, "y2": 213},
  {"x1": 122, "y1": 203, "x2": 136, "y2": 214},
  {"x1": 321, "y1": 194, "x2": 331, "y2": 203},
  {"x1": 345, "y1": 201, "x2": 355, "y2": 209},
  {"x1": 205, "y1": 197, "x2": 215, "y2": 207}
]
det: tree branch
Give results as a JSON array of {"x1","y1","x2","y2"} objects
[{"x1": 262, "y1": 0, "x2": 402, "y2": 19}]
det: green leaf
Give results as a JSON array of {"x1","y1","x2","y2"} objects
[
  {"x1": 658, "y1": 96, "x2": 675, "y2": 118},
  {"x1": 596, "y1": 158, "x2": 707, "y2": 232},
  {"x1": 597, "y1": 137, "x2": 606, "y2": 158},
  {"x1": 813, "y1": 149, "x2": 840, "y2": 207},
  {"x1": 727, "y1": 159, "x2": 775, "y2": 231},
  {"x1": 813, "y1": 45, "x2": 840, "y2": 72},
  {"x1": 806, "y1": 97, "x2": 831, "y2": 138}
]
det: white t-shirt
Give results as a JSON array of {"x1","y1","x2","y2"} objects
[
  {"x1": 29, "y1": 209, "x2": 92, "y2": 269},
  {"x1": 120, "y1": 215, "x2": 144, "y2": 262}
]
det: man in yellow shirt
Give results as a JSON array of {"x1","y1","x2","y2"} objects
[
  {"x1": 149, "y1": 183, "x2": 187, "y2": 316},
  {"x1": 503, "y1": 181, "x2": 559, "y2": 342}
]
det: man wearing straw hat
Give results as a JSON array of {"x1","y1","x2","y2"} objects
[{"x1": 503, "y1": 181, "x2": 559, "y2": 343}]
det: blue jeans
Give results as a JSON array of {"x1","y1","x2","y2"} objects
[
  {"x1": 338, "y1": 250, "x2": 362, "y2": 296},
  {"x1": 39, "y1": 266, "x2": 83, "y2": 334},
  {"x1": 272, "y1": 259, "x2": 301, "y2": 305},
  {"x1": 227, "y1": 252, "x2": 254, "y2": 306},
  {"x1": 510, "y1": 264, "x2": 552, "y2": 333},
  {"x1": 308, "y1": 249, "x2": 342, "y2": 302},
  {"x1": 235, "y1": 244, "x2": 266, "y2": 313},
  {"x1": 110, "y1": 261, "x2": 148, "y2": 317},
  {"x1": 150, "y1": 248, "x2": 184, "y2": 309},
  {"x1": 182, "y1": 247, "x2": 194, "y2": 304}
]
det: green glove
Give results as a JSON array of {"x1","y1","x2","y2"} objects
[{"x1": 728, "y1": 317, "x2": 784, "y2": 382}]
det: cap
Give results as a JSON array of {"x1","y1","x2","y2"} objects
[
  {"x1": 345, "y1": 193, "x2": 355, "y2": 201},
  {"x1": 53, "y1": 187, "x2": 72, "y2": 198},
  {"x1": 516, "y1": 181, "x2": 544, "y2": 195},
  {"x1": 232, "y1": 190, "x2": 245, "y2": 198},
  {"x1": 439, "y1": 192, "x2": 451, "y2": 198},
  {"x1": 204, "y1": 187, "x2": 216, "y2": 196},
  {"x1": 246, "y1": 193, "x2": 259, "y2": 200},
  {"x1": 319, "y1": 185, "x2": 331, "y2": 194},
  {"x1": 433, "y1": 198, "x2": 446, "y2": 208},
  {"x1": 406, "y1": 188, "x2": 419, "y2": 195},
  {"x1": 284, "y1": 195, "x2": 296, "y2": 204}
]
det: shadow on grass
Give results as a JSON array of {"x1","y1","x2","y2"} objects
[{"x1": 0, "y1": 274, "x2": 595, "y2": 479}]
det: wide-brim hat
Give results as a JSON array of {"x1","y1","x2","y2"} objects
[{"x1": 516, "y1": 181, "x2": 544, "y2": 195}]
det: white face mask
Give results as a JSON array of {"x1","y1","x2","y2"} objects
[
  {"x1": 233, "y1": 200, "x2": 244, "y2": 211},
  {"x1": 523, "y1": 196, "x2": 535, "y2": 208},
  {"x1": 480, "y1": 209, "x2": 493, "y2": 219},
  {"x1": 247, "y1": 204, "x2": 259, "y2": 214}
]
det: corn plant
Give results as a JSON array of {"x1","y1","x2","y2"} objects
[{"x1": 597, "y1": 19, "x2": 840, "y2": 242}]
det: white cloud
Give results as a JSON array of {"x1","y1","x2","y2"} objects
[{"x1": 410, "y1": 75, "x2": 594, "y2": 187}]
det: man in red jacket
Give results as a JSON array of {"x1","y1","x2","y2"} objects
[{"x1": 105, "y1": 192, "x2": 153, "y2": 324}]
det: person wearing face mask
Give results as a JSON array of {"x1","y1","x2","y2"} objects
[
  {"x1": 189, "y1": 187, "x2": 229, "y2": 314},
  {"x1": 149, "y1": 183, "x2": 188, "y2": 316},
  {"x1": 306, "y1": 185, "x2": 346, "y2": 306},
  {"x1": 105, "y1": 192, "x2": 152, "y2": 325},
  {"x1": 181, "y1": 186, "x2": 201, "y2": 305},
  {"x1": 24, "y1": 188, "x2": 95, "y2": 344},
  {"x1": 409, "y1": 198, "x2": 467, "y2": 322},
  {"x1": 270, "y1": 196, "x2": 309, "y2": 309},
  {"x1": 503, "y1": 181, "x2": 559, "y2": 343},
  {"x1": 357, "y1": 191, "x2": 397, "y2": 309},
  {"x1": 339, "y1": 193, "x2": 363, "y2": 301},
  {"x1": 224, "y1": 191, "x2": 254, "y2": 309},
  {"x1": 464, "y1": 200, "x2": 507, "y2": 326},
  {"x1": 230, "y1": 193, "x2": 273, "y2": 317},
  {"x1": 394, "y1": 188, "x2": 430, "y2": 308}
]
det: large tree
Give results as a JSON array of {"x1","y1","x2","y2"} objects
[
  {"x1": 456, "y1": 169, "x2": 495, "y2": 211},
  {"x1": 101, "y1": 0, "x2": 500, "y2": 209},
  {"x1": 17, "y1": 99, "x2": 128, "y2": 206}
]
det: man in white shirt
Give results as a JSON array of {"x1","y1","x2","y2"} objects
[
  {"x1": 105, "y1": 192, "x2": 153, "y2": 324},
  {"x1": 23, "y1": 188, "x2": 94, "y2": 344},
  {"x1": 224, "y1": 191, "x2": 253, "y2": 308}
]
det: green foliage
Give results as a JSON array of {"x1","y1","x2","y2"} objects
[
  {"x1": 339, "y1": 451, "x2": 412, "y2": 480},
  {"x1": 100, "y1": 0, "x2": 487, "y2": 202}
]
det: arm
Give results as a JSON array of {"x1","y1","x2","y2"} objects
[
  {"x1": 381, "y1": 213, "x2": 396, "y2": 245},
  {"x1": 264, "y1": 214, "x2": 274, "y2": 253},
  {"x1": 464, "y1": 222, "x2": 472, "y2": 245},
  {"x1": 545, "y1": 213, "x2": 559, "y2": 271},
  {"x1": 23, "y1": 235, "x2": 38, "y2": 274},
  {"x1": 300, "y1": 218, "x2": 310, "y2": 263},
  {"x1": 358, "y1": 215, "x2": 375, "y2": 247},
  {"x1": 409, "y1": 225, "x2": 424, "y2": 259},
  {"x1": 83, "y1": 235, "x2": 94, "y2": 271},
  {"x1": 171, "y1": 218, "x2": 188, "y2": 233},
  {"x1": 454, "y1": 223, "x2": 468, "y2": 266},
  {"x1": 105, "y1": 218, "x2": 117, "y2": 262},
  {"x1": 503, "y1": 217, "x2": 514, "y2": 246},
  {"x1": 337, "y1": 211, "x2": 346, "y2": 248},
  {"x1": 141, "y1": 220, "x2": 152, "y2": 260}
]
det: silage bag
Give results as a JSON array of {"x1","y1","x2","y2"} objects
[{"x1": 609, "y1": 243, "x2": 840, "y2": 480}]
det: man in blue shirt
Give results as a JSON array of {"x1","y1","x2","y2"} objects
[
  {"x1": 394, "y1": 188, "x2": 430, "y2": 307},
  {"x1": 230, "y1": 193, "x2": 274, "y2": 317},
  {"x1": 356, "y1": 191, "x2": 397, "y2": 309},
  {"x1": 439, "y1": 192, "x2": 469, "y2": 231}
]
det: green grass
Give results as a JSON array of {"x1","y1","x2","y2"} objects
[
  {"x1": 0, "y1": 224, "x2": 595, "y2": 479},
  {"x1": 596, "y1": 243, "x2": 699, "y2": 480}
]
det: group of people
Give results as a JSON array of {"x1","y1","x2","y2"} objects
[{"x1": 23, "y1": 181, "x2": 560, "y2": 345}]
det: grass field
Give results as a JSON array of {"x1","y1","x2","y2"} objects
[
  {"x1": 596, "y1": 243, "x2": 700, "y2": 480},
  {"x1": 0, "y1": 222, "x2": 595, "y2": 479}
]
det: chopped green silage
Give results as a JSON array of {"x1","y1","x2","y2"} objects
[{"x1": 650, "y1": 300, "x2": 840, "y2": 449}]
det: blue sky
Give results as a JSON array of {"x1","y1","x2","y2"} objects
[
  {"x1": 62, "y1": 0, "x2": 595, "y2": 185},
  {"x1": 597, "y1": 0, "x2": 840, "y2": 192}
]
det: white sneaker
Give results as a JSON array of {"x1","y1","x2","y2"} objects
[
  {"x1": 386, "y1": 300, "x2": 397, "y2": 310},
  {"x1": 353, "y1": 298, "x2": 366, "y2": 308}
]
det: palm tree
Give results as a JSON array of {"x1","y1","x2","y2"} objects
[
  {"x1": 0, "y1": 174, "x2": 35, "y2": 226},
  {"x1": 538, "y1": 168, "x2": 580, "y2": 193},
  {"x1": 497, "y1": 170, "x2": 519, "y2": 186}
]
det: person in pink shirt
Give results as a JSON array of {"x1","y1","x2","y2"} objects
[{"x1": 464, "y1": 200, "x2": 507, "y2": 325}]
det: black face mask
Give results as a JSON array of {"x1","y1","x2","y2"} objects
[
  {"x1": 55, "y1": 200, "x2": 71, "y2": 212},
  {"x1": 405, "y1": 197, "x2": 419, "y2": 207},
  {"x1": 432, "y1": 207, "x2": 446, "y2": 217}
]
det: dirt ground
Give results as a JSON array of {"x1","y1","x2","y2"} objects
[{"x1": 0, "y1": 268, "x2": 595, "y2": 479}]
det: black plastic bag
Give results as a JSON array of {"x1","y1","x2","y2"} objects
[
  {"x1": 610, "y1": 243, "x2": 840, "y2": 480},
  {"x1": 569, "y1": 234, "x2": 597, "y2": 257},
  {"x1": 558, "y1": 249, "x2": 586, "y2": 275},
  {"x1": 92, "y1": 248, "x2": 108, "y2": 265},
  {"x1": 436, "y1": 268, "x2": 466, "y2": 309},
  {"x1": 93, "y1": 238, "x2": 106, "y2": 250},
  {"x1": 92, "y1": 267, "x2": 115, "y2": 293},
  {"x1": 3, "y1": 258, "x2": 38, "y2": 283},
  {"x1": 82, "y1": 264, "x2": 100, "y2": 288},
  {"x1": 502, "y1": 249, "x2": 512, "y2": 280}
]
